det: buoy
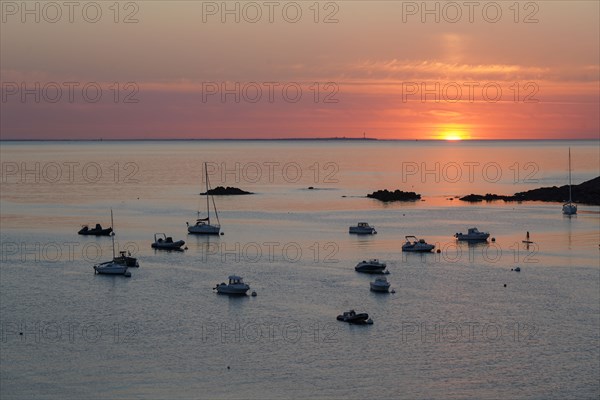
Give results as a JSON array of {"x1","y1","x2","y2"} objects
[
  {"x1": 491, "y1": 237, "x2": 496, "y2": 242},
  {"x1": 503, "y1": 284, "x2": 507, "y2": 287},
  {"x1": 251, "y1": 291, "x2": 257, "y2": 297},
  {"x1": 19, "y1": 332, "x2": 23, "y2": 335},
  {"x1": 227, "y1": 366, "x2": 230, "y2": 370},
  {"x1": 220, "y1": 232, "x2": 224, "y2": 236},
  {"x1": 436, "y1": 249, "x2": 441, "y2": 253}
]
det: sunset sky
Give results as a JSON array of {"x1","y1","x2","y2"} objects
[{"x1": 1, "y1": 1, "x2": 598, "y2": 140}]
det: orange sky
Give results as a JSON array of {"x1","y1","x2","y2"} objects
[{"x1": 1, "y1": 1, "x2": 598, "y2": 140}]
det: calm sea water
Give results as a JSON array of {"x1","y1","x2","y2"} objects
[{"x1": 1, "y1": 140, "x2": 599, "y2": 399}]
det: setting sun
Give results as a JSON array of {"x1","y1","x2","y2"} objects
[
  {"x1": 432, "y1": 125, "x2": 472, "y2": 141},
  {"x1": 442, "y1": 132, "x2": 464, "y2": 141}
]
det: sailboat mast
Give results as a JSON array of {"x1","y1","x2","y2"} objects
[
  {"x1": 568, "y1": 147, "x2": 572, "y2": 202},
  {"x1": 205, "y1": 163, "x2": 210, "y2": 224},
  {"x1": 110, "y1": 209, "x2": 115, "y2": 259}
]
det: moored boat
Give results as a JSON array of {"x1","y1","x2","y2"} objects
[
  {"x1": 113, "y1": 250, "x2": 139, "y2": 268},
  {"x1": 78, "y1": 223, "x2": 113, "y2": 236},
  {"x1": 454, "y1": 227, "x2": 490, "y2": 241},
  {"x1": 355, "y1": 259, "x2": 387, "y2": 273},
  {"x1": 402, "y1": 235, "x2": 435, "y2": 252},
  {"x1": 370, "y1": 276, "x2": 391, "y2": 292},
  {"x1": 349, "y1": 222, "x2": 377, "y2": 234},
  {"x1": 151, "y1": 233, "x2": 185, "y2": 250},
  {"x1": 214, "y1": 275, "x2": 250, "y2": 295},
  {"x1": 94, "y1": 260, "x2": 130, "y2": 276},
  {"x1": 188, "y1": 163, "x2": 221, "y2": 235},
  {"x1": 562, "y1": 147, "x2": 577, "y2": 215},
  {"x1": 336, "y1": 310, "x2": 373, "y2": 324}
]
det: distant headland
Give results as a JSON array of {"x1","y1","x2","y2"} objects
[{"x1": 459, "y1": 176, "x2": 600, "y2": 205}]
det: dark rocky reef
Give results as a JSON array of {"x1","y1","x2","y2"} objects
[
  {"x1": 459, "y1": 193, "x2": 513, "y2": 202},
  {"x1": 201, "y1": 186, "x2": 253, "y2": 195},
  {"x1": 459, "y1": 176, "x2": 599, "y2": 205},
  {"x1": 367, "y1": 189, "x2": 421, "y2": 202}
]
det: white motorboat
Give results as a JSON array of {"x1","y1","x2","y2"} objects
[
  {"x1": 94, "y1": 260, "x2": 130, "y2": 276},
  {"x1": 188, "y1": 163, "x2": 221, "y2": 235},
  {"x1": 402, "y1": 235, "x2": 435, "y2": 252},
  {"x1": 562, "y1": 147, "x2": 577, "y2": 215},
  {"x1": 214, "y1": 275, "x2": 250, "y2": 295},
  {"x1": 152, "y1": 233, "x2": 185, "y2": 250},
  {"x1": 355, "y1": 259, "x2": 387, "y2": 273},
  {"x1": 370, "y1": 276, "x2": 391, "y2": 292},
  {"x1": 454, "y1": 227, "x2": 490, "y2": 241},
  {"x1": 349, "y1": 222, "x2": 377, "y2": 234}
]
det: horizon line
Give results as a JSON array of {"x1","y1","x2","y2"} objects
[{"x1": 1, "y1": 137, "x2": 598, "y2": 142}]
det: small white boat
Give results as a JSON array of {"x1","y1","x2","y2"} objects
[
  {"x1": 93, "y1": 260, "x2": 130, "y2": 276},
  {"x1": 370, "y1": 277, "x2": 391, "y2": 292},
  {"x1": 151, "y1": 233, "x2": 185, "y2": 250},
  {"x1": 454, "y1": 227, "x2": 490, "y2": 241},
  {"x1": 562, "y1": 147, "x2": 577, "y2": 215},
  {"x1": 355, "y1": 259, "x2": 387, "y2": 273},
  {"x1": 215, "y1": 275, "x2": 250, "y2": 295},
  {"x1": 402, "y1": 235, "x2": 435, "y2": 252},
  {"x1": 349, "y1": 222, "x2": 377, "y2": 234}
]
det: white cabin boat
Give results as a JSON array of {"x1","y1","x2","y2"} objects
[
  {"x1": 349, "y1": 222, "x2": 377, "y2": 234},
  {"x1": 215, "y1": 275, "x2": 250, "y2": 295},
  {"x1": 454, "y1": 227, "x2": 490, "y2": 241},
  {"x1": 370, "y1": 277, "x2": 391, "y2": 292}
]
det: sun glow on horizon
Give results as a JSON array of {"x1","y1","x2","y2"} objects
[
  {"x1": 442, "y1": 132, "x2": 464, "y2": 141},
  {"x1": 433, "y1": 126, "x2": 472, "y2": 141}
]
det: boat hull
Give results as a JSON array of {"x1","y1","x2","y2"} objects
[
  {"x1": 216, "y1": 285, "x2": 249, "y2": 295},
  {"x1": 188, "y1": 225, "x2": 220, "y2": 235},
  {"x1": 370, "y1": 283, "x2": 390, "y2": 292},
  {"x1": 113, "y1": 256, "x2": 139, "y2": 268},
  {"x1": 152, "y1": 240, "x2": 185, "y2": 250},
  {"x1": 562, "y1": 203, "x2": 577, "y2": 215},
  {"x1": 78, "y1": 228, "x2": 113, "y2": 236},
  {"x1": 355, "y1": 264, "x2": 386, "y2": 273},
  {"x1": 349, "y1": 227, "x2": 376, "y2": 234},
  {"x1": 337, "y1": 313, "x2": 370, "y2": 324},
  {"x1": 455, "y1": 234, "x2": 489, "y2": 241},
  {"x1": 402, "y1": 245, "x2": 434, "y2": 252}
]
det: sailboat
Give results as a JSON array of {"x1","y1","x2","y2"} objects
[
  {"x1": 93, "y1": 210, "x2": 131, "y2": 276},
  {"x1": 187, "y1": 163, "x2": 221, "y2": 235},
  {"x1": 562, "y1": 148, "x2": 577, "y2": 215}
]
